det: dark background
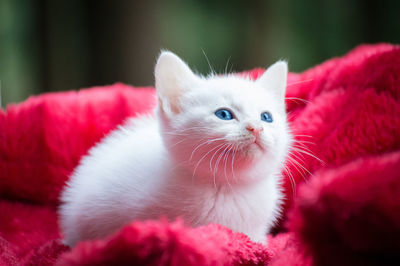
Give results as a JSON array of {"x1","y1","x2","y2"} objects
[{"x1": 1, "y1": 0, "x2": 399, "y2": 106}]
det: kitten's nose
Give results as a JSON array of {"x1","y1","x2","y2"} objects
[{"x1": 246, "y1": 124, "x2": 263, "y2": 136}]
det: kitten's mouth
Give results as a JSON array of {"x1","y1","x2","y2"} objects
[
  {"x1": 238, "y1": 137, "x2": 265, "y2": 153},
  {"x1": 252, "y1": 141, "x2": 264, "y2": 151},
  {"x1": 251, "y1": 137, "x2": 264, "y2": 150}
]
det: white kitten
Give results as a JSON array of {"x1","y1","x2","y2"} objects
[{"x1": 59, "y1": 51, "x2": 292, "y2": 247}]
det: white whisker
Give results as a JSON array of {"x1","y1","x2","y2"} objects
[
  {"x1": 223, "y1": 144, "x2": 233, "y2": 190},
  {"x1": 286, "y1": 78, "x2": 314, "y2": 87},
  {"x1": 293, "y1": 139, "x2": 316, "y2": 146},
  {"x1": 231, "y1": 144, "x2": 237, "y2": 183},
  {"x1": 292, "y1": 146, "x2": 325, "y2": 165},
  {"x1": 189, "y1": 137, "x2": 226, "y2": 162},
  {"x1": 212, "y1": 143, "x2": 229, "y2": 189},
  {"x1": 283, "y1": 164, "x2": 296, "y2": 197},
  {"x1": 285, "y1": 97, "x2": 310, "y2": 104},
  {"x1": 224, "y1": 56, "x2": 232, "y2": 75},
  {"x1": 292, "y1": 134, "x2": 314, "y2": 139},
  {"x1": 287, "y1": 153, "x2": 311, "y2": 182},
  {"x1": 169, "y1": 139, "x2": 186, "y2": 148},
  {"x1": 201, "y1": 48, "x2": 216, "y2": 75},
  {"x1": 209, "y1": 143, "x2": 229, "y2": 189},
  {"x1": 192, "y1": 143, "x2": 226, "y2": 185}
]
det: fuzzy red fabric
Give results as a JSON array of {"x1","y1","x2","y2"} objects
[{"x1": 0, "y1": 43, "x2": 399, "y2": 265}]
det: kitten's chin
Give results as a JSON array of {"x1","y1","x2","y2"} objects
[
  {"x1": 241, "y1": 141, "x2": 266, "y2": 158},
  {"x1": 226, "y1": 145, "x2": 264, "y2": 172}
]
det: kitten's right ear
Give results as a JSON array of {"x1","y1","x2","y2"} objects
[
  {"x1": 256, "y1": 61, "x2": 288, "y2": 104},
  {"x1": 155, "y1": 51, "x2": 200, "y2": 115}
]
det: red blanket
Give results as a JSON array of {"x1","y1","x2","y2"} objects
[{"x1": 1, "y1": 44, "x2": 399, "y2": 265}]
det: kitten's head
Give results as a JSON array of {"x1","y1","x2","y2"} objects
[{"x1": 155, "y1": 51, "x2": 291, "y2": 185}]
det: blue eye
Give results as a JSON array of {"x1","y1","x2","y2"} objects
[
  {"x1": 261, "y1": 112, "x2": 273, "y2": 123},
  {"x1": 215, "y1": 109, "x2": 234, "y2": 120}
]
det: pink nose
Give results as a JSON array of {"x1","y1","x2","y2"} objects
[{"x1": 246, "y1": 124, "x2": 263, "y2": 136}]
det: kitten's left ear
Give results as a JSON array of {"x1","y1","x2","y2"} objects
[{"x1": 257, "y1": 61, "x2": 288, "y2": 102}]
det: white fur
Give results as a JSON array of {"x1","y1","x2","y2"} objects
[{"x1": 59, "y1": 51, "x2": 292, "y2": 247}]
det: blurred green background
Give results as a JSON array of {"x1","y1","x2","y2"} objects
[{"x1": 1, "y1": 0, "x2": 399, "y2": 106}]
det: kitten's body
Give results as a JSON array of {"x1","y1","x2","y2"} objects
[{"x1": 59, "y1": 52, "x2": 291, "y2": 247}]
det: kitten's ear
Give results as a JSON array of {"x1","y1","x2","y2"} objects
[
  {"x1": 155, "y1": 51, "x2": 200, "y2": 115},
  {"x1": 257, "y1": 61, "x2": 288, "y2": 102}
]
